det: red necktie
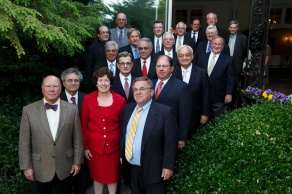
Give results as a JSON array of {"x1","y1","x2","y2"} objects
[
  {"x1": 155, "y1": 81, "x2": 163, "y2": 99},
  {"x1": 142, "y1": 60, "x2": 148, "y2": 77},
  {"x1": 71, "y1": 96, "x2": 76, "y2": 105}
]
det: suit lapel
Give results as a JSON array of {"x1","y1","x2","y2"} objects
[
  {"x1": 55, "y1": 100, "x2": 67, "y2": 141},
  {"x1": 156, "y1": 76, "x2": 174, "y2": 101},
  {"x1": 210, "y1": 54, "x2": 225, "y2": 77}
]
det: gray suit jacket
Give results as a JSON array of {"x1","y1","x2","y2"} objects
[
  {"x1": 110, "y1": 27, "x2": 129, "y2": 47},
  {"x1": 19, "y1": 99, "x2": 84, "y2": 182}
]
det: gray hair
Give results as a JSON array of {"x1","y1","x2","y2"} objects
[
  {"x1": 206, "y1": 25, "x2": 218, "y2": 34},
  {"x1": 176, "y1": 21, "x2": 187, "y2": 29},
  {"x1": 162, "y1": 32, "x2": 174, "y2": 39},
  {"x1": 117, "y1": 51, "x2": 133, "y2": 62},
  {"x1": 177, "y1": 45, "x2": 194, "y2": 56},
  {"x1": 132, "y1": 77, "x2": 154, "y2": 89},
  {"x1": 127, "y1": 28, "x2": 141, "y2": 38},
  {"x1": 206, "y1": 12, "x2": 217, "y2": 19},
  {"x1": 229, "y1": 20, "x2": 239, "y2": 27},
  {"x1": 212, "y1": 35, "x2": 225, "y2": 45},
  {"x1": 137, "y1": 38, "x2": 153, "y2": 48},
  {"x1": 105, "y1": 40, "x2": 119, "y2": 51},
  {"x1": 60, "y1": 68, "x2": 83, "y2": 81}
]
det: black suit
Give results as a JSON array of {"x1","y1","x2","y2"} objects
[
  {"x1": 194, "y1": 40, "x2": 230, "y2": 65},
  {"x1": 97, "y1": 59, "x2": 120, "y2": 76},
  {"x1": 155, "y1": 50, "x2": 179, "y2": 67},
  {"x1": 120, "y1": 101, "x2": 178, "y2": 193},
  {"x1": 149, "y1": 36, "x2": 164, "y2": 54},
  {"x1": 185, "y1": 31, "x2": 199, "y2": 52},
  {"x1": 197, "y1": 52, "x2": 235, "y2": 116},
  {"x1": 119, "y1": 44, "x2": 134, "y2": 56},
  {"x1": 197, "y1": 26, "x2": 228, "y2": 43},
  {"x1": 152, "y1": 76, "x2": 192, "y2": 141},
  {"x1": 60, "y1": 91, "x2": 86, "y2": 115},
  {"x1": 132, "y1": 58, "x2": 157, "y2": 80},
  {"x1": 111, "y1": 74, "x2": 136, "y2": 104},
  {"x1": 172, "y1": 65, "x2": 209, "y2": 134},
  {"x1": 174, "y1": 35, "x2": 195, "y2": 53}
]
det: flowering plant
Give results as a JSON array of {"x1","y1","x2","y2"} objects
[{"x1": 244, "y1": 86, "x2": 292, "y2": 104}]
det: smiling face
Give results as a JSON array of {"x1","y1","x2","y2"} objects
[
  {"x1": 162, "y1": 33, "x2": 175, "y2": 50},
  {"x1": 191, "y1": 19, "x2": 201, "y2": 32},
  {"x1": 97, "y1": 26, "x2": 110, "y2": 42},
  {"x1": 117, "y1": 56, "x2": 133, "y2": 77},
  {"x1": 211, "y1": 37, "x2": 224, "y2": 54},
  {"x1": 156, "y1": 56, "x2": 174, "y2": 81},
  {"x1": 129, "y1": 30, "x2": 140, "y2": 47},
  {"x1": 228, "y1": 24, "x2": 239, "y2": 35},
  {"x1": 177, "y1": 46, "x2": 194, "y2": 69},
  {"x1": 62, "y1": 73, "x2": 80, "y2": 96},
  {"x1": 96, "y1": 75, "x2": 111, "y2": 93},
  {"x1": 176, "y1": 22, "x2": 186, "y2": 37},
  {"x1": 105, "y1": 45, "x2": 118, "y2": 62},
  {"x1": 133, "y1": 80, "x2": 153, "y2": 107},
  {"x1": 153, "y1": 22, "x2": 164, "y2": 37},
  {"x1": 116, "y1": 13, "x2": 127, "y2": 29},
  {"x1": 42, "y1": 75, "x2": 61, "y2": 104},
  {"x1": 137, "y1": 40, "x2": 152, "y2": 60},
  {"x1": 207, "y1": 13, "x2": 217, "y2": 26},
  {"x1": 206, "y1": 29, "x2": 218, "y2": 41}
]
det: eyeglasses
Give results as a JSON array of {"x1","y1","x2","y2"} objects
[
  {"x1": 43, "y1": 85, "x2": 60, "y2": 89},
  {"x1": 118, "y1": 62, "x2": 132, "y2": 66},
  {"x1": 132, "y1": 87, "x2": 150, "y2": 92},
  {"x1": 65, "y1": 79, "x2": 80, "y2": 83},
  {"x1": 156, "y1": 65, "x2": 171, "y2": 69},
  {"x1": 138, "y1": 47, "x2": 149, "y2": 51},
  {"x1": 117, "y1": 18, "x2": 126, "y2": 21}
]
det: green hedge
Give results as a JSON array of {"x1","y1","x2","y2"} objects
[{"x1": 168, "y1": 102, "x2": 292, "y2": 193}]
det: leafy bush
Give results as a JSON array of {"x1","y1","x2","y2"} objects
[{"x1": 168, "y1": 102, "x2": 292, "y2": 193}]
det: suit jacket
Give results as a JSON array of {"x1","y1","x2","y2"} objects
[
  {"x1": 96, "y1": 59, "x2": 120, "y2": 76},
  {"x1": 119, "y1": 44, "x2": 134, "y2": 56},
  {"x1": 19, "y1": 100, "x2": 84, "y2": 182},
  {"x1": 132, "y1": 58, "x2": 157, "y2": 80},
  {"x1": 149, "y1": 35, "x2": 164, "y2": 54},
  {"x1": 155, "y1": 50, "x2": 179, "y2": 67},
  {"x1": 110, "y1": 27, "x2": 129, "y2": 47},
  {"x1": 197, "y1": 52, "x2": 235, "y2": 103},
  {"x1": 60, "y1": 91, "x2": 86, "y2": 114},
  {"x1": 120, "y1": 101, "x2": 178, "y2": 184},
  {"x1": 197, "y1": 26, "x2": 228, "y2": 43},
  {"x1": 111, "y1": 74, "x2": 136, "y2": 103},
  {"x1": 228, "y1": 33, "x2": 248, "y2": 75},
  {"x1": 185, "y1": 31, "x2": 199, "y2": 52},
  {"x1": 152, "y1": 76, "x2": 192, "y2": 141},
  {"x1": 174, "y1": 35, "x2": 196, "y2": 53},
  {"x1": 194, "y1": 40, "x2": 230, "y2": 65},
  {"x1": 172, "y1": 65, "x2": 209, "y2": 131}
]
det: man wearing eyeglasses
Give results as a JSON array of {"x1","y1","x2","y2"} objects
[
  {"x1": 197, "y1": 36, "x2": 235, "y2": 117},
  {"x1": 149, "y1": 20, "x2": 165, "y2": 54},
  {"x1": 120, "y1": 77, "x2": 178, "y2": 194},
  {"x1": 131, "y1": 38, "x2": 157, "y2": 79},
  {"x1": 110, "y1": 13, "x2": 129, "y2": 48},
  {"x1": 153, "y1": 55, "x2": 192, "y2": 149},
  {"x1": 19, "y1": 75, "x2": 84, "y2": 194}
]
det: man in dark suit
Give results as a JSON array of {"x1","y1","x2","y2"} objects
[
  {"x1": 60, "y1": 68, "x2": 88, "y2": 194},
  {"x1": 194, "y1": 25, "x2": 230, "y2": 65},
  {"x1": 120, "y1": 77, "x2": 178, "y2": 194},
  {"x1": 132, "y1": 38, "x2": 157, "y2": 79},
  {"x1": 174, "y1": 22, "x2": 195, "y2": 53},
  {"x1": 19, "y1": 75, "x2": 84, "y2": 194},
  {"x1": 173, "y1": 45, "x2": 209, "y2": 136},
  {"x1": 153, "y1": 55, "x2": 192, "y2": 148},
  {"x1": 149, "y1": 20, "x2": 164, "y2": 54},
  {"x1": 197, "y1": 36, "x2": 235, "y2": 117},
  {"x1": 155, "y1": 32, "x2": 179, "y2": 66},
  {"x1": 112, "y1": 51, "x2": 136, "y2": 103},
  {"x1": 119, "y1": 28, "x2": 141, "y2": 59},
  {"x1": 228, "y1": 20, "x2": 248, "y2": 79},
  {"x1": 86, "y1": 25, "x2": 109, "y2": 92},
  {"x1": 185, "y1": 18, "x2": 201, "y2": 52},
  {"x1": 110, "y1": 13, "x2": 129, "y2": 47},
  {"x1": 197, "y1": 12, "x2": 228, "y2": 43},
  {"x1": 96, "y1": 41, "x2": 119, "y2": 77}
]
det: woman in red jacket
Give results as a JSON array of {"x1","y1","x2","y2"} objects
[{"x1": 81, "y1": 67, "x2": 126, "y2": 194}]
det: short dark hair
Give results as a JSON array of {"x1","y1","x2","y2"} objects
[
  {"x1": 156, "y1": 55, "x2": 173, "y2": 66},
  {"x1": 153, "y1": 20, "x2": 164, "y2": 27},
  {"x1": 117, "y1": 51, "x2": 133, "y2": 63},
  {"x1": 127, "y1": 28, "x2": 141, "y2": 39},
  {"x1": 60, "y1": 67, "x2": 83, "y2": 82},
  {"x1": 92, "y1": 67, "x2": 115, "y2": 86},
  {"x1": 96, "y1": 25, "x2": 109, "y2": 36}
]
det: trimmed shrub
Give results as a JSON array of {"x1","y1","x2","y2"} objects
[{"x1": 168, "y1": 102, "x2": 292, "y2": 193}]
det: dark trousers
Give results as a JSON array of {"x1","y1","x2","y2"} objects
[
  {"x1": 131, "y1": 165, "x2": 166, "y2": 194},
  {"x1": 32, "y1": 173, "x2": 71, "y2": 194},
  {"x1": 211, "y1": 102, "x2": 225, "y2": 118},
  {"x1": 73, "y1": 160, "x2": 92, "y2": 194}
]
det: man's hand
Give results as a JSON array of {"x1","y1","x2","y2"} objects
[
  {"x1": 84, "y1": 149, "x2": 92, "y2": 160},
  {"x1": 24, "y1": 168, "x2": 35, "y2": 181},
  {"x1": 161, "y1": 168, "x2": 173, "y2": 180},
  {"x1": 200, "y1": 115, "x2": 208, "y2": 124},
  {"x1": 225, "y1": 94, "x2": 232, "y2": 104},
  {"x1": 71, "y1": 164, "x2": 81, "y2": 176},
  {"x1": 178, "y1": 140, "x2": 185, "y2": 149}
]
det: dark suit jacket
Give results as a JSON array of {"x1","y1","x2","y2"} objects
[
  {"x1": 185, "y1": 31, "x2": 199, "y2": 52},
  {"x1": 172, "y1": 65, "x2": 209, "y2": 131},
  {"x1": 132, "y1": 58, "x2": 157, "y2": 80},
  {"x1": 197, "y1": 26, "x2": 228, "y2": 43},
  {"x1": 111, "y1": 74, "x2": 136, "y2": 103},
  {"x1": 155, "y1": 50, "x2": 179, "y2": 67},
  {"x1": 119, "y1": 44, "x2": 133, "y2": 56},
  {"x1": 194, "y1": 40, "x2": 230, "y2": 65},
  {"x1": 95, "y1": 59, "x2": 120, "y2": 76},
  {"x1": 174, "y1": 35, "x2": 196, "y2": 53},
  {"x1": 228, "y1": 33, "x2": 248, "y2": 75},
  {"x1": 197, "y1": 52, "x2": 235, "y2": 104},
  {"x1": 152, "y1": 76, "x2": 192, "y2": 141},
  {"x1": 60, "y1": 91, "x2": 86, "y2": 115},
  {"x1": 120, "y1": 101, "x2": 178, "y2": 184},
  {"x1": 149, "y1": 36, "x2": 164, "y2": 54},
  {"x1": 19, "y1": 100, "x2": 84, "y2": 182}
]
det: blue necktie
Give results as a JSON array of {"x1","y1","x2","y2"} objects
[
  {"x1": 207, "y1": 41, "x2": 211, "y2": 53},
  {"x1": 156, "y1": 38, "x2": 160, "y2": 53},
  {"x1": 110, "y1": 64, "x2": 115, "y2": 75},
  {"x1": 134, "y1": 48, "x2": 140, "y2": 59}
]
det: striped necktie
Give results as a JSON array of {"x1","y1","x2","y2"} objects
[{"x1": 125, "y1": 107, "x2": 143, "y2": 161}]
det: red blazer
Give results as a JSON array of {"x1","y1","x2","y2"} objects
[{"x1": 81, "y1": 90, "x2": 126, "y2": 154}]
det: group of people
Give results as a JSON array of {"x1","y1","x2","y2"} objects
[{"x1": 19, "y1": 11, "x2": 248, "y2": 194}]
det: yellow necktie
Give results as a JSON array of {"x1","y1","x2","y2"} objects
[{"x1": 125, "y1": 107, "x2": 143, "y2": 161}]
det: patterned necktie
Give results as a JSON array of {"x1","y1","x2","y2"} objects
[
  {"x1": 124, "y1": 77, "x2": 130, "y2": 99},
  {"x1": 208, "y1": 54, "x2": 216, "y2": 76},
  {"x1": 193, "y1": 32, "x2": 196, "y2": 44},
  {"x1": 207, "y1": 41, "x2": 212, "y2": 53},
  {"x1": 125, "y1": 107, "x2": 143, "y2": 161},
  {"x1": 134, "y1": 48, "x2": 140, "y2": 59},
  {"x1": 110, "y1": 63, "x2": 115, "y2": 75},
  {"x1": 142, "y1": 60, "x2": 147, "y2": 77},
  {"x1": 156, "y1": 38, "x2": 160, "y2": 53},
  {"x1": 44, "y1": 103, "x2": 58, "y2": 111},
  {"x1": 177, "y1": 37, "x2": 182, "y2": 51},
  {"x1": 118, "y1": 30, "x2": 123, "y2": 47},
  {"x1": 229, "y1": 35, "x2": 234, "y2": 56},
  {"x1": 155, "y1": 81, "x2": 163, "y2": 99},
  {"x1": 71, "y1": 96, "x2": 76, "y2": 105}
]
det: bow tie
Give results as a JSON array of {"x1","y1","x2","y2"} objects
[{"x1": 45, "y1": 103, "x2": 58, "y2": 111}]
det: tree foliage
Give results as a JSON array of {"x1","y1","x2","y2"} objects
[{"x1": 0, "y1": 0, "x2": 108, "y2": 57}]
